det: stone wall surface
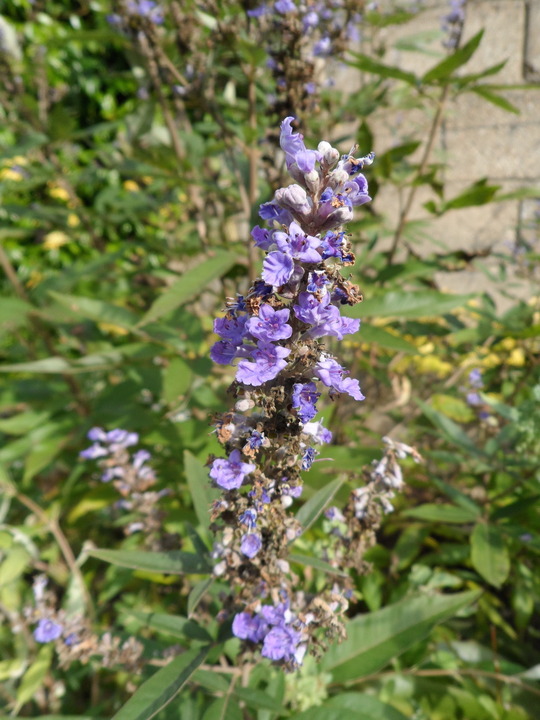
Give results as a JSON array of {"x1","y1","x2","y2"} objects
[{"x1": 361, "y1": 0, "x2": 539, "y2": 306}]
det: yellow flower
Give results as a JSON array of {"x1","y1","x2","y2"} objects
[
  {"x1": 0, "y1": 168, "x2": 24, "y2": 181},
  {"x1": 49, "y1": 186, "x2": 70, "y2": 202},
  {"x1": 67, "y1": 213, "x2": 80, "y2": 227},
  {"x1": 26, "y1": 270, "x2": 43, "y2": 288},
  {"x1": 43, "y1": 231, "x2": 69, "y2": 250},
  {"x1": 123, "y1": 180, "x2": 139, "y2": 192},
  {"x1": 98, "y1": 323, "x2": 129, "y2": 336},
  {"x1": 508, "y1": 348, "x2": 526, "y2": 367}
]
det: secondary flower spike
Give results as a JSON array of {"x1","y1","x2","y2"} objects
[{"x1": 208, "y1": 116, "x2": 373, "y2": 669}]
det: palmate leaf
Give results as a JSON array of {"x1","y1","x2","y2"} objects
[
  {"x1": 320, "y1": 590, "x2": 481, "y2": 681},
  {"x1": 111, "y1": 647, "x2": 209, "y2": 720}
]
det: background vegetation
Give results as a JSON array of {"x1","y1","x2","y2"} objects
[{"x1": 0, "y1": 1, "x2": 539, "y2": 718}]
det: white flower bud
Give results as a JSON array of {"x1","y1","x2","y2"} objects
[
  {"x1": 235, "y1": 398, "x2": 254, "y2": 412},
  {"x1": 304, "y1": 169, "x2": 320, "y2": 194},
  {"x1": 213, "y1": 561, "x2": 227, "y2": 576}
]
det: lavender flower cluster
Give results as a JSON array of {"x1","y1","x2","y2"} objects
[
  {"x1": 441, "y1": 0, "x2": 466, "y2": 49},
  {"x1": 80, "y1": 428, "x2": 172, "y2": 547},
  {"x1": 248, "y1": 0, "x2": 363, "y2": 58},
  {"x1": 26, "y1": 576, "x2": 143, "y2": 671},
  {"x1": 208, "y1": 117, "x2": 375, "y2": 667}
]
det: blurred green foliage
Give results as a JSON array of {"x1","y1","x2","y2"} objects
[{"x1": 0, "y1": 1, "x2": 539, "y2": 719}]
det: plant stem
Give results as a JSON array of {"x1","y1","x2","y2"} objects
[{"x1": 387, "y1": 83, "x2": 450, "y2": 266}]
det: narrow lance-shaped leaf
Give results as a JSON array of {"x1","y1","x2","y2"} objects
[
  {"x1": 111, "y1": 647, "x2": 209, "y2": 720},
  {"x1": 184, "y1": 450, "x2": 219, "y2": 531},
  {"x1": 321, "y1": 590, "x2": 481, "y2": 681},
  {"x1": 88, "y1": 548, "x2": 212, "y2": 575},
  {"x1": 347, "y1": 51, "x2": 418, "y2": 85},
  {"x1": 470, "y1": 522, "x2": 510, "y2": 588},
  {"x1": 422, "y1": 30, "x2": 484, "y2": 84},
  {"x1": 295, "y1": 476, "x2": 346, "y2": 535},
  {"x1": 138, "y1": 250, "x2": 238, "y2": 326}
]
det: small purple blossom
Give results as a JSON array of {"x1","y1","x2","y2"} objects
[
  {"x1": 292, "y1": 382, "x2": 320, "y2": 422},
  {"x1": 34, "y1": 618, "x2": 63, "y2": 643},
  {"x1": 209, "y1": 450, "x2": 256, "y2": 490},
  {"x1": 240, "y1": 532, "x2": 263, "y2": 558},
  {"x1": 236, "y1": 341, "x2": 290, "y2": 386},
  {"x1": 232, "y1": 612, "x2": 267, "y2": 642},
  {"x1": 262, "y1": 625, "x2": 302, "y2": 661},
  {"x1": 247, "y1": 304, "x2": 292, "y2": 342},
  {"x1": 301, "y1": 447, "x2": 317, "y2": 470}
]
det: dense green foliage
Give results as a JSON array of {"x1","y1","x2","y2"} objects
[{"x1": 0, "y1": 1, "x2": 539, "y2": 718}]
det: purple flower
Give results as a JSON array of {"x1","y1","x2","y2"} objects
[
  {"x1": 314, "y1": 357, "x2": 365, "y2": 401},
  {"x1": 466, "y1": 392, "x2": 482, "y2": 407},
  {"x1": 247, "y1": 304, "x2": 292, "y2": 342},
  {"x1": 247, "y1": 4, "x2": 269, "y2": 17},
  {"x1": 262, "y1": 625, "x2": 302, "y2": 661},
  {"x1": 302, "y1": 420, "x2": 332, "y2": 444},
  {"x1": 247, "y1": 430, "x2": 265, "y2": 449},
  {"x1": 274, "y1": 0, "x2": 296, "y2": 13},
  {"x1": 301, "y1": 447, "x2": 317, "y2": 470},
  {"x1": 280, "y1": 117, "x2": 307, "y2": 170},
  {"x1": 232, "y1": 612, "x2": 267, "y2": 642},
  {"x1": 292, "y1": 382, "x2": 320, "y2": 422},
  {"x1": 469, "y1": 368, "x2": 483, "y2": 388},
  {"x1": 275, "y1": 222, "x2": 321, "y2": 263},
  {"x1": 239, "y1": 508, "x2": 257, "y2": 528},
  {"x1": 79, "y1": 443, "x2": 108, "y2": 460},
  {"x1": 214, "y1": 314, "x2": 248, "y2": 344},
  {"x1": 209, "y1": 449, "x2": 256, "y2": 490},
  {"x1": 313, "y1": 36, "x2": 332, "y2": 57},
  {"x1": 240, "y1": 532, "x2": 263, "y2": 558},
  {"x1": 210, "y1": 340, "x2": 238, "y2": 365},
  {"x1": 262, "y1": 251, "x2": 295, "y2": 287},
  {"x1": 236, "y1": 341, "x2": 291, "y2": 386},
  {"x1": 106, "y1": 429, "x2": 139, "y2": 448},
  {"x1": 251, "y1": 226, "x2": 274, "y2": 250},
  {"x1": 34, "y1": 618, "x2": 63, "y2": 643},
  {"x1": 87, "y1": 427, "x2": 107, "y2": 442},
  {"x1": 320, "y1": 231, "x2": 345, "y2": 260}
]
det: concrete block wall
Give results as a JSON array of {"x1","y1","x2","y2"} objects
[{"x1": 361, "y1": 0, "x2": 539, "y2": 304}]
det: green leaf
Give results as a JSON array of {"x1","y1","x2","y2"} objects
[
  {"x1": 321, "y1": 590, "x2": 480, "y2": 681},
  {"x1": 327, "y1": 693, "x2": 409, "y2": 720},
  {"x1": 162, "y1": 358, "x2": 194, "y2": 404},
  {"x1": 355, "y1": 324, "x2": 418, "y2": 353},
  {"x1": 442, "y1": 181, "x2": 500, "y2": 211},
  {"x1": 0, "y1": 357, "x2": 71, "y2": 374},
  {"x1": 15, "y1": 645, "x2": 54, "y2": 713},
  {"x1": 404, "y1": 503, "x2": 479, "y2": 524},
  {"x1": 184, "y1": 450, "x2": 218, "y2": 531},
  {"x1": 422, "y1": 30, "x2": 484, "y2": 83},
  {"x1": 470, "y1": 523, "x2": 510, "y2": 588},
  {"x1": 347, "y1": 291, "x2": 474, "y2": 319},
  {"x1": 202, "y1": 698, "x2": 242, "y2": 720},
  {"x1": 289, "y1": 553, "x2": 348, "y2": 577},
  {"x1": 0, "y1": 297, "x2": 32, "y2": 336},
  {"x1": 122, "y1": 610, "x2": 212, "y2": 642},
  {"x1": 111, "y1": 647, "x2": 209, "y2": 720},
  {"x1": 88, "y1": 548, "x2": 211, "y2": 575},
  {"x1": 469, "y1": 85, "x2": 520, "y2": 114},
  {"x1": 417, "y1": 399, "x2": 486, "y2": 458},
  {"x1": 0, "y1": 411, "x2": 52, "y2": 436},
  {"x1": 47, "y1": 291, "x2": 139, "y2": 329},
  {"x1": 295, "y1": 476, "x2": 346, "y2": 535},
  {"x1": 188, "y1": 577, "x2": 215, "y2": 617},
  {"x1": 139, "y1": 250, "x2": 238, "y2": 326},
  {"x1": 347, "y1": 52, "x2": 418, "y2": 86}
]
